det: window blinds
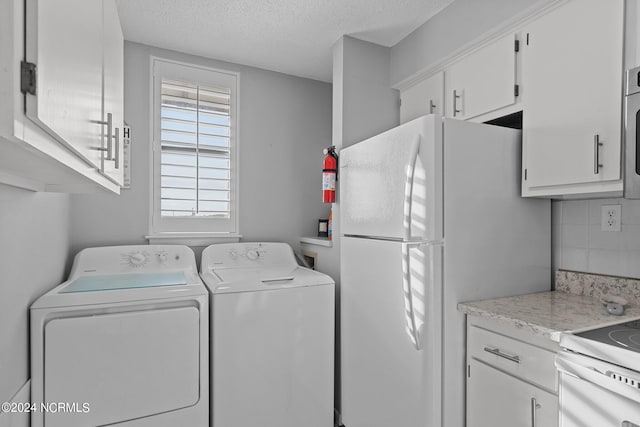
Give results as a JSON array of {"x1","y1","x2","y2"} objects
[{"x1": 160, "y1": 79, "x2": 231, "y2": 217}]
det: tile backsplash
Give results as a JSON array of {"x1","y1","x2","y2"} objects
[{"x1": 553, "y1": 198, "x2": 640, "y2": 279}]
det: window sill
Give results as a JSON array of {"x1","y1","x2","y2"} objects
[
  {"x1": 146, "y1": 233, "x2": 242, "y2": 246},
  {"x1": 300, "y1": 236, "x2": 333, "y2": 247}
]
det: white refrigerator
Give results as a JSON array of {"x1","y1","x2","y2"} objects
[{"x1": 339, "y1": 115, "x2": 550, "y2": 427}]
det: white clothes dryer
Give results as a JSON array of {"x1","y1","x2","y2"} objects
[
  {"x1": 30, "y1": 245, "x2": 208, "y2": 427},
  {"x1": 200, "y1": 242, "x2": 335, "y2": 427}
]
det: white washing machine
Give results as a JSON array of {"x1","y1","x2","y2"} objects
[
  {"x1": 200, "y1": 242, "x2": 335, "y2": 427},
  {"x1": 30, "y1": 245, "x2": 209, "y2": 427}
]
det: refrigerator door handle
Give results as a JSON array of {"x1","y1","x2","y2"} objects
[
  {"x1": 402, "y1": 242, "x2": 423, "y2": 350},
  {"x1": 403, "y1": 136, "x2": 421, "y2": 241}
]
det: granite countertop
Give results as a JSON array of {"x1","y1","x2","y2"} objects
[{"x1": 458, "y1": 270, "x2": 640, "y2": 342}]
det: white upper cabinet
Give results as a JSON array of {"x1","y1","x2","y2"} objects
[
  {"x1": 101, "y1": 0, "x2": 125, "y2": 185},
  {"x1": 521, "y1": 0, "x2": 624, "y2": 197},
  {"x1": 25, "y1": 0, "x2": 104, "y2": 171},
  {"x1": 0, "y1": 0, "x2": 123, "y2": 192},
  {"x1": 444, "y1": 33, "x2": 519, "y2": 121},
  {"x1": 400, "y1": 72, "x2": 443, "y2": 123}
]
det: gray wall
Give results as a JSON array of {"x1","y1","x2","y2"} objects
[
  {"x1": 71, "y1": 42, "x2": 332, "y2": 259},
  {"x1": 338, "y1": 36, "x2": 400, "y2": 148},
  {"x1": 330, "y1": 35, "x2": 399, "y2": 416},
  {"x1": 390, "y1": 0, "x2": 555, "y2": 86},
  {"x1": 329, "y1": 35, "x2": 399, "y2": 284},
  {"x1": 327, "y1": 35, "x2": 400, "y2": 282},
  {"x1": 0, "y1": 185, "x2": 70, "y2": 402}
]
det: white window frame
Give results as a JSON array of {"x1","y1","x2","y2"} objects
[{"x1": 148, "y1": 57, "x2": 240, "y2": 244}]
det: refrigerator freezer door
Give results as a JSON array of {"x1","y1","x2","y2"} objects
[
  {"x1": 341, "y1": 237, "x2": 442, "y2": 427},
  {"x1": 340, "y1": 115, "x2": 443, "y2": 241}
]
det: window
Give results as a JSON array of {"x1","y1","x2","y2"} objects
[{"x1": 151, "y1": 59, "x2": 239, "y2": 237}]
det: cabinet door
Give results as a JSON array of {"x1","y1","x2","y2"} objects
[
  {"x1": 467, "y1": 359, "x2": 558, "y2": 427},
  {"x1": 445, "y1": 34, "x2": 517, "y2": 120},
  {"x1": 522, "y1": 0, "x2": 623, "y2": 192},
  {"x1": 25, "y1": 0, "x2": 104, "y2": 170},
  {"x1": 400, "y1": 72, "x2": 443, "y2": 123},
  {"x1": 101, "y1": 0, "x2": 124, "y2": 185}
]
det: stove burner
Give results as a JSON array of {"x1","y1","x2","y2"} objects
[{"x1": 608, "y1": 329, "x2": 640, "y2": 351}]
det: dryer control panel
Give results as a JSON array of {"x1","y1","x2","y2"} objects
[
  {"x1": 202, "y1": 242, "x2": 297, "y2": 270},
  {"x1": 68, "y1": 245, "x2": 198, "y2": 278}
]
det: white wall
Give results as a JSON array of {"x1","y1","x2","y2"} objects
[
  {"x1": 71, "y1": 42, "x2": 332, "y2": 260},
  {"x1": 0, "y1": 185, "x2": 70, "y2": 403},
  {"x1": 553, "y1": 199, "x2": 640, "y2": 279}
]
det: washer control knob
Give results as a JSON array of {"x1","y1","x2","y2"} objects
[{"x1": 246, "y1": 249, "x2": 259, "y2": 260}]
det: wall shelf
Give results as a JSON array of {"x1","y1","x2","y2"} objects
[{"x1": 300, "y1": 236, "x2": 333, "y2": 247}]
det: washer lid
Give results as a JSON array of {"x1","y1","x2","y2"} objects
[
  {"x1": 206, "y1": 267, "x2": 334, "y2": 294},
  {"x1": 60, "y1": 272, "x2": 187, "y2": 293}
]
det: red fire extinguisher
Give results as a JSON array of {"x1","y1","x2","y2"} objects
[{"x1": 322, "y1": 146, "x2": 338, "y2": 203}]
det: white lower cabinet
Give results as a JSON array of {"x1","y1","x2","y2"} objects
[
  {"x1": 466, "y1": 317, "x2": 559, "y2": 427},
  {"x1": 468, "y1": 359, "x2": 557, "y2": 427}
]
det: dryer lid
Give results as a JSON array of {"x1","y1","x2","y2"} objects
[{"x1": 60, "y1": 272, "x2": 187, "y2": 293}]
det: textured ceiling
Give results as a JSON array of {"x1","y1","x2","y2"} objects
[{"x1": 115, "y1": 0, "x2": 454, "y2": 82}]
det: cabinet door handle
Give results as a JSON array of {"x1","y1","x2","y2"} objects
[
  {"x1": 594, "y1": 134, "x2": 603, "y2": 174},
  {"x1": 114, "y1": 127, "x2": 120, "y2": 169},
  {"x1": 531, "y1": 397, "x2": 541, "y2": 427},
  {"x1": 483, "y1": 346, "x2": 520, "y2": 363},
  {"x1": 429, "y1": 99, "x2": 436, "y2": 114},
  {"x1": 105, "y1": 113, "x2": 113, "y2": 160},
  {"x1": 94, "y1": 113, "x2": 113, "y2": 173},
  {"x1": 453, "y1": 90, "x2": 462, "y2": 117}
]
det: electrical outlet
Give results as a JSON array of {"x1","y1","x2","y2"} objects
[{"x1": 601, "y1": 204, "x2": 621, "y2": 232}]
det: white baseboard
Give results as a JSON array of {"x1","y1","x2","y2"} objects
[{"x1": 0, "y1": 380, "x2": 30, "y2": 427}]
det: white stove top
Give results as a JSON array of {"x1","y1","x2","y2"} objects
[{"x1": 560, "y1": 318, "x2": 640, "y2": 372}]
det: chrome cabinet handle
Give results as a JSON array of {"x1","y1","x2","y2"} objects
[
  {"x1": 114, "y1": 127, "x2": 120, "y2": 169},
  {"x1": 531, "y1": 397, "x2": 541, "y2": 427},
  {"x1": 106, "y1": 112, "x2": 113, "y2": 160},
  {"x1": 594, "y1": 134, "x2": 603, "y2": 174},
  {"x1": 429, "y1": 99, "x2": 436, "y2": 114},
  {"x1": 453, "y1": 90, "x2": 461, "y2": 117},
  {"x1": 483, "y1": 346, "x2": 520, "y2": 364},
  {"x1": 94, "y1": 113, "x2": 113, "y2": 173}
]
